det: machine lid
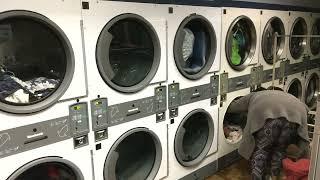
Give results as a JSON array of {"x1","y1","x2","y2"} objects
[
  {"x1": 173, "y1": 14, "x2": 216, "y2": 80},
  {"x1": 224, "y1": 96, "x2": 247, "y2": 144},
  {"x1": 262, "y1": 17, "x2": 286, "y2": 64},
  {"x1": 104, "y1": 128, "x2": 162, "y2": 180},
  {"x1": 287, "y1": 78, "x2": 303, "y2": 100},
  {"x1": 0, "y1": 11, "x2": 74, "y2": 114},
  {"x1": 305, "y1": 73, "x2": 319, "y2": 110},
  {"x1": 96, "y1": 13, "x2": 161, "y2": 93},
  {"x1": 310, "y1": 18, "x2": 320, "y2": 56},
  {"x1": 289, "y1": 17, "x2": 308, "y2": 60},
  {"x1": 7, "y1": 157, "x2": 84, "y2": 180},
  {"x1": 174, "y1": 109, "x2": 214, "y2": 167},
  {"x1": 226, "y1": 16, "x2": 257, "y2": 71}
]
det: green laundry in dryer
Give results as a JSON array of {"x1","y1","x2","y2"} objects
[{"x1": 231, "y1": 37, "x2": 241, "y2": 66}]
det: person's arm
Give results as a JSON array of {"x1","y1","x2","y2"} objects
[{"x1": 227, "y1": 93, "x2": 252, "y2": 113}]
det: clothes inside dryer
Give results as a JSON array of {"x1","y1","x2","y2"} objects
[
  {"x1": 96, "y1": 14, "x2": 160, "y2": 93},
  {"x1": 8, "y1": 158, "x2": 83, "y2": 180},
  {"x1": 310, "y1": 18, "x2": 320, "y2": 56},
  {"x1": 262, "y1": 17, "x2": 286, "y2": 64},
  {"x1": 174, "y1": 15, "x2": 216, "y2": 79},
  {"x1": 305, "y1": 73, "x2": 319, "y2": 110},
  {"x1": 287, "y1": 78, "x2": 303, "y2": 100},
  {"x1": 289, "y1": 17, "x2": 307, "y2": 59},
  {"x1": 104, "y1": 129, "x2": 162, "y2": 180},
  {"x1": 0, "y1": 15, "x2": 70, "y2": 106},
  {"x1": 174, "y1": 109, "x2": 214, "y2": 167},
  {"x1": 226, "y1": 16, "x2": 256, "y2": 70},
  {"x1": 224, "y1": 97, "x2": 247, "y2": 144}
]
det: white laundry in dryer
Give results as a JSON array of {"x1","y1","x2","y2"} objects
[
  {"x1": 0, "y1": 0, "x2": 87, "y2": 130},
  {"x1": 217, "y1": 88, "x2": 251, "y2": 161}
]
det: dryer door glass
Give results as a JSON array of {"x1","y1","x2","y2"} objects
[
  {"x1": 104, "y1": 129, "x2": 162, "y2": 180},
  {"x1": 310, "y1": 19, "x2": 320, "y2": 56},
  {"x1": 13, "y1": 162, "x2": 80, "y2": 180},
  {"x1": 0, "y1": 11, "x2": 73, "y2": 114},
  {"x1": 174, "y1": 15, "x2": 216, "y2": 80},
  {"x1": 96, "y1": 14, "x2": 160, "y2": 93},
  {"x1": 224, "y1": 97, "x2": 247, "y2": 144},
  {"x1": 289, "y1": 18, "x2": 307, "y2": 59},
  {"x1": 174, "y1": 109, "x2": 214, "y2": 167},
  {"x1": 262, "y1": 17, "x2": 285, "y2": 64},
  {"x1": 226, "y1": 16, "x2": 256, "y2": 71},
  {"x1": 287, "y1": 79, "x2": 303, "y2": 100},
  {"x1": 305, "y1": 74, "x2": 319, "y2": 110}
]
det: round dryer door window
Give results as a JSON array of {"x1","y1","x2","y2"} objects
[
  {"x1": 262, "y1": 17, "x2": 286, "y2": 64},
  {"x1": 173, "y1": 15, "x2": 216, "y2": 80},
  {"x1": 310, "y1": 18, "x2": 320, "y2": 56},
  {"x1": 104, "y1": 128, "x2": 162, "y2": 180},
  {"x1": 289, "y1": 17, "x2": 308, "y2": 59},
  {"x1": 226, "y1": 16, "x2": 256, "y2": 71},
  {"x1": 224, "y1": 97, "x2": 247, "y2": 144},
  {"x1": 305, "y1": 73, "x2": 319, "y2": 110},
  {"x1": 8, "y1": 157, "x2": 83, "y2": 180},
  {"x1": 174, "y1": 109, "x2": 214, "y2": 167},
  {"x1": 0, "y1": 11, "x2": 74, "y2": 114},
  {"x1": 287, "y1": 78, "x2": 303, "y2": 100},
  {"x1": 96, "y1": 14, "x2": 160, "y2": 93}
]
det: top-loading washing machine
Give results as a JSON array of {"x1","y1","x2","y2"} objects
[
  {"x1": 258, "y1": 9, "x2": 289, "y2": 84},
  {"x1": 0, "y1": 0, "x2": 87, "y2": 130},
  {"x1": 82, "y1": 0, "x2": 167, "y2": 105},
  {"x1": 287, "y1": 11, "x2": 310, "y2": 65},
  {"x1": 220, "y1": 7, "x2": 260, "y2": 79},
  {"x1": 0, "y1": 101, "x2": 92, "y2": 180},
  {"x1": 166, "y1": 4, "x2": 221, "y2": 89},
  {"x1": 309, "y1": 13, "x2": 320, "y2": 61}
]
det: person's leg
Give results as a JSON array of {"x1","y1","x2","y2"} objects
[
  {"x1": 250, "y1": 119, "x2": 282, "y2": 180},
  {"x1": 271, "y1": 121, "x2": 298, "y2": 177}
]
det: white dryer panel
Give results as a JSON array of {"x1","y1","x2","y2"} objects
[
  {"x1": 259, "y1": 9, "x2": 289, "y2": 70},
  {"x1": 218, "y1": 88, "x2": 251, "y2": 159},
  {"x1": 83, "y1": 1, "x2": 167, "y2": 104},
  {"x1": 287, "y1": 11, "x2": 311, "y2": 64},
  {"x1": 167, "y1": 99, "x2": 218, "y2": 179},
  {"x1": 220, "y1": 7, "x2": 261, "y2": 78},
  {"x1": 166, "y1": 5, "x2": 222, "y2": 88},
  {"x1": 92, "y1": 116, "x2": 168, "y2": 180},
  {"x1": 283, "y1": 71, "x2": 306, "y2": 102},
  {"x1": 0, "y1": 139, "x2": 92, "y2": 180},
  {"x1": 309, "y1": 13, "x2": 320, "y2": 60}
]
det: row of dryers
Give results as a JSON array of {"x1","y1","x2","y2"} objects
[{"x1": 0, "y1": 0, "x2": 319, "y2": 180}]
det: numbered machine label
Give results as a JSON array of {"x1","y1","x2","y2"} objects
[
  {"x1": 69, "y1": 102, "x2": 89, "y2": 148},
  {"x1": 91, "y1": 98, "x2": 108, "y2": 142}
]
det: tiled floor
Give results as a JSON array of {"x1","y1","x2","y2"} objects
[{"x1": 206, "y1": 159, "x2": 286, "y2": 180}]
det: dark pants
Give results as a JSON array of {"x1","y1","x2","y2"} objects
[{"x1": 250, "y1": 118, "x2": 298, "y2": 180}]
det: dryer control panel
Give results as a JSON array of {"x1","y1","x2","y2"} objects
[
  {"x1": 91, "y1": 98, "x2": 108, "y2": 142},
  {"x1": 69, "y1": 102, "x2": 90, "y2": 148}
]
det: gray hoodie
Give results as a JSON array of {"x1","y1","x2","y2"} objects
[{"x1": 228, "y1": 90, "x2": 310, "y2": 160}]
